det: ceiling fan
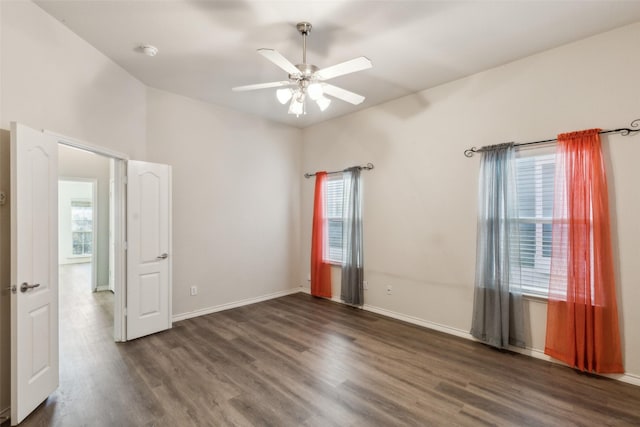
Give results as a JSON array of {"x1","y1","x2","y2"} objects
[{"x1": 232, "y1": 22, "x2": 372, "y2": 116}]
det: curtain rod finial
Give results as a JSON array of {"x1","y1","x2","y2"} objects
[
  {"x1": 620, "y1": 118, "x2": 640, "y2": 136},
  {"x1": 464, "y1": 147, "x2": 477, "y2": 158}
]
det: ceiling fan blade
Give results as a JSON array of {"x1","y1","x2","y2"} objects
[
  {"x1": 257, "y1": 48, "x2": 301, "y2": 75},
  {"x1": 315, "y1": 57, "x2": 372, "y2": 80},
  {"x1": 322, "y1": 84, "x2": 365, "y2": 105},
  {"x1": 232, "y1": 81, "x2": 292, "y2": 91}
]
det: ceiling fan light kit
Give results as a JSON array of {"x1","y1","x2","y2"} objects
[
  {"x1": 276, "y1": 88, "x2": 293, "y2": 104},
  {"x1": 316, "y1": 96, "x2": 331, "y2": 112},
  {"x1": 307, "y1": 82, "x2": 323, "y2": 100},
  {"x1": 288, "y1": 94, "x2": 305, "y2": 116},
  {"x1": 233, "y1": 22, "x2": 372, "y2": 117}
]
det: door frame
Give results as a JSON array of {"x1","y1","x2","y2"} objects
[{"x1": 46, "y1": 130, "x2": 129, "y2": 342}]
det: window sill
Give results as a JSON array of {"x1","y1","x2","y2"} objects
[
  {"x1": 522, "y1": 292, "x2": 548, "y2": 303},
  {"x1": 324, "y1": 261, "x2": 342, "y2": 267}
]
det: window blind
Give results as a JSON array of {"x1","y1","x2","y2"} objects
[
  {"x1": 325, "y1": 174, "x2": 344, "y2": 263},
  {"x1": 513, "y1": 152, "x2": 555, "y2": 296}
]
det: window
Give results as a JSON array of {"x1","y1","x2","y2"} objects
[
  {"x1": 325, "y1": 174, "x2": 344, "y2": 264},
  {"x1": 513, "y1": 151, "x2": 555, "y2": 296},
  {"x1": 71, "y1": 200, "x2": 93, "y2": 256}
]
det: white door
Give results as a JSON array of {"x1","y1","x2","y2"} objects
[
  {"x1": 10, "y1": 122, "x2": 59, "y2": 425},
  {"x1": 126, "y1": 160, "x2": 172, "y2": 340}
]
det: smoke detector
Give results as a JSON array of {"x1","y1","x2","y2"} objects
[{"x1": 139, "y1": 45, "x2": 158, "y2": 57}]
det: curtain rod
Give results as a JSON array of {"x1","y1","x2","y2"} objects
[
  {"x1": 304, "y1": 163, "x2": 374, "y2": 178},
  {"x1": 463, "y1": 118, "x2": 640, "y2": 158}
]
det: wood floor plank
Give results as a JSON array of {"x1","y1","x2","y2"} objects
[{"x1": 7, "y1": 267, "x2": 640, "y2": 426}]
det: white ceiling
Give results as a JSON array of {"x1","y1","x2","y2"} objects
[{"x1": 35, "y1": 1, "x2": 640, "y2": 128}]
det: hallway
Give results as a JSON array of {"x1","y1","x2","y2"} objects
[{"x1": 59, "y1": 262, "x2": 113, "y2": 350}]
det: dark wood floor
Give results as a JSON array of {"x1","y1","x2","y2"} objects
[{"x1": 9, "y1": 275, "x2": 640, "y2": 426}]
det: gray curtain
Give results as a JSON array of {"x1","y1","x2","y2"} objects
[
  {"x1": 470, "y1": 143, "x2": 526, "y2": 349},
  {"x1": 340, "y1": 167, "x2": 364, "y2": 305}
]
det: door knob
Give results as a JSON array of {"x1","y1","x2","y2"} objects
[
  {"x1": 20, "y1": 282, "x2": 41, "y2": 292},
  {"x1": 156, "y1": 253, "x2": 168, "y2": 260}
]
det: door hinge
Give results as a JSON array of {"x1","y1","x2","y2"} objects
[
  {"x1": 123, "y1": 176, "x2": 128, "y2": 185},
  {"x1": 124, "y1": 307, "x2": 127, "y2": 317},
  {"x1": 124, "y1": 241, "x2": 128, "y2": 250}
]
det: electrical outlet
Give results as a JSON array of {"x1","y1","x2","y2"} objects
[
  {"x1": 363, "y1": 280, "x2": 368, "y2": 290},
  {"x1": 386, "y1": 285, "x2": 392, "y2": 295},
  {"x1": 190, "y1": 286, "x2": 197, "y2": 296}
]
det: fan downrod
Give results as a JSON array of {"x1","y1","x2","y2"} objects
[{"x1": 296, "y1": 22, "x2": 313, "y2": 66}]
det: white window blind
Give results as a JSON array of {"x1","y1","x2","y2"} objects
[
  {"x1": 325, "y1": 174, "x2": 344, "y2": 264},
  {"x1": 513, "y1": 151, "x2": 555, "y2": 296}
]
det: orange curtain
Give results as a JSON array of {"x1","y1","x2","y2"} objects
[
  {"x1": 544, "y1": 129, "x2": 623, "y2": 373},
  {"x1": 311, "y1": 172, "x2": 332, "y2": 298}
]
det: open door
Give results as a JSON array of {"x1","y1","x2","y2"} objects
[
  {"x1": 10, "y1": 123, "x2": 59, "y2": 425},
  {"x1": 126, "y1": 160, "x2": 172, "y2": 340}
]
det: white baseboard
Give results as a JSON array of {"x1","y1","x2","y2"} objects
[
  {"x1": 600, "y1": 371, "x2": 640, "y2": 386},
  {"x1": 505, "y1": 345, "x2": 640, "y2": 386},
  {"x1": 0, "y1": 406, "x2": 10, "y2": 423},
  {"x1": 172, "y1": 287, "x2": 302, "y2": 322},
  {"x1": 362, "y1": 303, "x2": 474, "y2": 341},
  {"x1": 300, "y1": 289, "x2": 640, "y2": 387}
]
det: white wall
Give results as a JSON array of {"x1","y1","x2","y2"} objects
[
  {"x1": 146, "y1": 88, "x2": 302, "y2": 317},
  {"x1": 0, "y1": 1, "x2": 147, "y2": 158},
  {"x1": 0, "y1": 0, "x2": 147, "y2": 414},
  {"x1": 58, "y1": 146, "x2": 111, "y2": 288},
  {"x1": 301, "y1": 23, "x2": 640, "y2": 379}
]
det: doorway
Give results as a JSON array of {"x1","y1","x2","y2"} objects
[
  {"x1": 55, "y1": 139, "x2": 127, "y2": 342},
  {"x1": 58, "y1": 144, "x2": 113, "y2": 335}
]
